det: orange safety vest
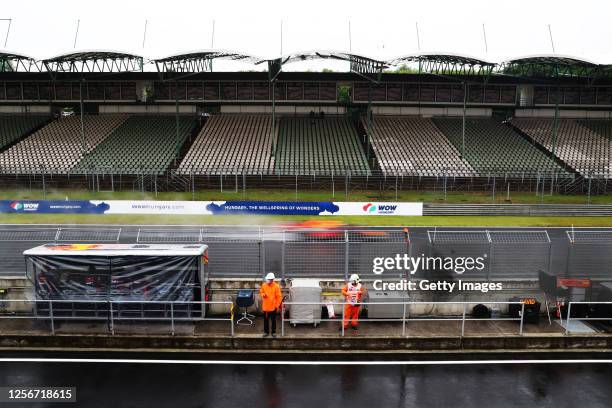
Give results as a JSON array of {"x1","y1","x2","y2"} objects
[
  {"x1": 259, "y1": 282, "x2": 282, "y2": 312},
  {"x1": 342, "y1": 283, "x2": 364, "y2": 305}
]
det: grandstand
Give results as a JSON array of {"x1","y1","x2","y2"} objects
[
  {"x1": 432, "y1": 118, "x2": 568, "y2": 176},
  {"x1": 178, "y1": 115, "x2": 274, "y2": 175},
  {"x1": 275, "y1": 116, "x2": 369, "y2": 175},
  {"x1": 0, "y1": 115, "x2": 128, "y2": 174},
  {"x1": 0, "y1": 115, "x2": 50, "y2": 151},
  {"x1": 1, "y1": 50, "x2": 612, "y2": 193},
  {"x1": 511, "y1": 118, "x2": 612, "y2": 178},
  {"x1": 74, "y1": 115, "x2": 197, "y2": 175},
  {"x1": 368, "y1": 116, "x2": 475, "y2": 177}
]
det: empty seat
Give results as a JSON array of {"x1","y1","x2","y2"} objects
[
  {"x1": 73, "y1": 115, "x2": 197, "y2": 175},
  {"x1": 275, "y1": 116, "x2": 370, "y2": 176},
  {"x1": 178, "y1": 114, "x2": 275, "y2": 175},
  {"x1": 512, "y1": 118, "x2": 611, "y2": 178},
  {"x1": 369, "y1": 116, "x2": 475, "y2": 177},
  {"x1": 433, "y1": 117, "x2": 567, "y2": 177},
  {"x1": 0, "y1": 115, "x2": 128, "y2": 174}
]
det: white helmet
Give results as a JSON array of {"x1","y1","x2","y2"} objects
[
  {"x1": 349, "y1": 274, "x2": 360, "y2": 283},
  {"x1": 265, "y1": 272, "x2": 275, "y2": 280}
]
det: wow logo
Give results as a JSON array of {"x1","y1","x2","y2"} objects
[
  {"x1": 363, "y1": 203, "x2": 377, "y2": 213},
  {"x1": 363, "y1": 202, "x2": 398, "y2": 214},
  {"x1": 9, "y1": 202, "x2": 23, "y2": 211}
]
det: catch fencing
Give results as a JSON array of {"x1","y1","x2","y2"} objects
[
  {"x1": 0, "y1": 226, "x2": 611, "y2": 281},
  {"x1": 2, "y1": 166, "x2": 610, "y2": 199}
]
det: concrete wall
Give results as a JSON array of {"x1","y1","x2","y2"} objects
[
  {"x1": 0, "y1": 276, "x2": 34, "y2": 313},
  {"x1": 372, "y1": 106, "x2": 492, "y2": 117},
  {"x1": 219, "y1": 105, "x2": 346, "y2": 115},
  {"x1": 99, "y1": 105, "x2": 197, "y2": 114},
  {"x1": 515, "y1": 109, "x2": 612, "y2": 119},
  {"x1": 0, "y1": 105, "x2": 51, "y2": 114},
  {"x1": 207, "y1": 278, "x2": 542, "y2": 316}
]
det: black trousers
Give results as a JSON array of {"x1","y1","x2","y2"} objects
[{"x1": 263, "y1": 310, "x2": 277, "y2": 334}]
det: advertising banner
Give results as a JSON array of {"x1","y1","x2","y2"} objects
[{"x1": 0, "y1": 200, "x2": 423, "y2": 216}]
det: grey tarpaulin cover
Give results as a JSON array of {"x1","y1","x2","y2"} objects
[
  {"x1": 29, "y1": 255, "x2": 198, "y2": 302},
  {"x1": 289, "y1": 278, "x2": 322, "y2": 324}
]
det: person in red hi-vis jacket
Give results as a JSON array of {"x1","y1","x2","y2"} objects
[{"x1": 341, "y1": 274, "x2": 365, "y2": 331}]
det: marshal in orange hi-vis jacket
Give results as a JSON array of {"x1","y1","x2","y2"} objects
[
  {"x1": 259, "y1": 281, "x2": 282, "y2": 312},
  {"x1": 341, "y1": 275, "x2": 366, "y2": 329}
]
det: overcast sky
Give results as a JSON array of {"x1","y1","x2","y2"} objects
[{"x1": 2, "y1": 0, "x2": 612, "y2": 71}]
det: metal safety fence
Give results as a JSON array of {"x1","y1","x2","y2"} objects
[
  {"x1": 2, "y1": 166, "x2": 610, "y2": 200},
  {"x1": 0, "y1": 299, "x2": 234, "y2": 336},
  {"x1": 0, "y1": 226, "x2": 611, "y2": 280},
  {"x1": 281, "y1": 300, "x2": 526, "y2": 337}
]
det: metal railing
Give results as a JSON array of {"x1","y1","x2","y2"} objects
[
  {"x1": 281, "y1": 300, "x2": 525, "y2": 337},
  {"x1": 565, "y1": 301, "x2": 612, "y2": 335},
  {"x1": 0, "y1": 299, "x2": 234, "y2": 336}
]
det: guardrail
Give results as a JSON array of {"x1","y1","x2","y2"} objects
[
  {"x1": 565, "y1": 301, "x2": 612, "y2": 335},
  {"x1": 0, "y1": 299, "x2": 234, "y2": 336},
  {"x1": 281, "y1": 301, "x2": 525, "y2": 337}
]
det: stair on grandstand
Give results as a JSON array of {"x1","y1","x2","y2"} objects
[
  {"x1": 0, "y1": 114, "x2": 54, "y2": 155},
  {"x1": 510, "y1": 118, "x2": 612, "y2": 178},
  {"x1": 432, "y1": 117, "x2": 569, "y2": 177},
  {"x1": 0, "y1": 115, "x2": 129, "y2": 174}
]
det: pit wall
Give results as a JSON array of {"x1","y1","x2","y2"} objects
[
  {"x1": 0, "y1": 276, "x2": 34, "y2": 313},
  {"x1": 208, "y1": 278, "x2": 543, "y2": 316},
  {"x1": 0, "y1": 276, "x2": 543, "y2": 316}
]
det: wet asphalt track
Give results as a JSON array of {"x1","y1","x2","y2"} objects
[{"x1": 0, "y1": 353, "x2": 610, "y2": 408}]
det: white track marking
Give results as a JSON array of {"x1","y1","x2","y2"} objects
[{"x1": 0, "y1": 358, "x2": 610, "y2": 365}]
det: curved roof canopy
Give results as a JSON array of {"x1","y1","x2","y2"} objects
[
  {"x1": 388, "y1": 52, "x2": 495, "y2": 76},
  {"x1": 0, "y1": 50, "x2": 40, "y2": 72},
  {"x1": 270, "y1": 50, "x2": 387, "y2": 82},
  {"x1": 499, "y1": 54, "x2": 602, "y2": 78},
  {"x1": 153, "y1": 49, "x2": 265, "y2": 73},
  {"x1": 277, "y1": 50, "x2": 384, "y2": 66},
  {"x1": 42, "y1": 50, "x2": 144, "y2": 73}
]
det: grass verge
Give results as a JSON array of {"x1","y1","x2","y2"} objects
[{"x1": 0, "y1": 214, "x2": 610, "y2": 227}]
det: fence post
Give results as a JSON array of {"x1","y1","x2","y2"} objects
[
  {"x1": 519, "y1": 302, "x2": 525, "y2": 335},
  {"x1": 344, "y1": 231, "x2": 349, "y2": 281},
  {"x1": 109, "y1": 301, "x2": 114, "y2": 335},
  {"x1": 230, "y1": 302, "x2": 235, "y2": 337},
  {"x1": 402, "y1": 303, "x2": 407, "y2": 336},
  {"x1": 281, "y1": 303, "x2": 285, "y2": 337},
  {"x1": 341, "y1": 301, "x2": 345, "y2": 337},
  {"x1": 281, "y1": 231, "x2": 286, "y2": 279},
  {"x1": 49, "y1": 300, "x2": 55, "y2": 335},
  {"x1": 170, "y1": 302, "x2": 175, "y2": 336},
  {"x1": 461, "y1": 303, "x2": 466, "y2": 337},
  {"x1": 565, "y1": 302, "x2": 572, "y2": 335}
]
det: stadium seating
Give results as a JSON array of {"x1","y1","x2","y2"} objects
[
  {"x1": 0, "y1": 115, "x2": 128, "y2": 174},
  {"x1": 275, "y1": 116, "x2": 369, "y2": 175},
  {"x1": 74, "y1": 115, "x2": 197, "y2": 174},
  {"x1": 511, "y1": 118, "x2": 611, "y2": 178},
  {"x1": 433, "y1": 118, "x2": 567, "y2": 176},
  {"x1": 368, "y1": 116, "x2": 475, "y2": 176},
  {"x1": 178, "y1": 115, "x2": 275, "y2": 175},
  {"x1": 0, "y1": 115, "x2": 50, "y2": 151},
  {"x1": 577, "y1": 119, "x2": 612, "y2": 141}
]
